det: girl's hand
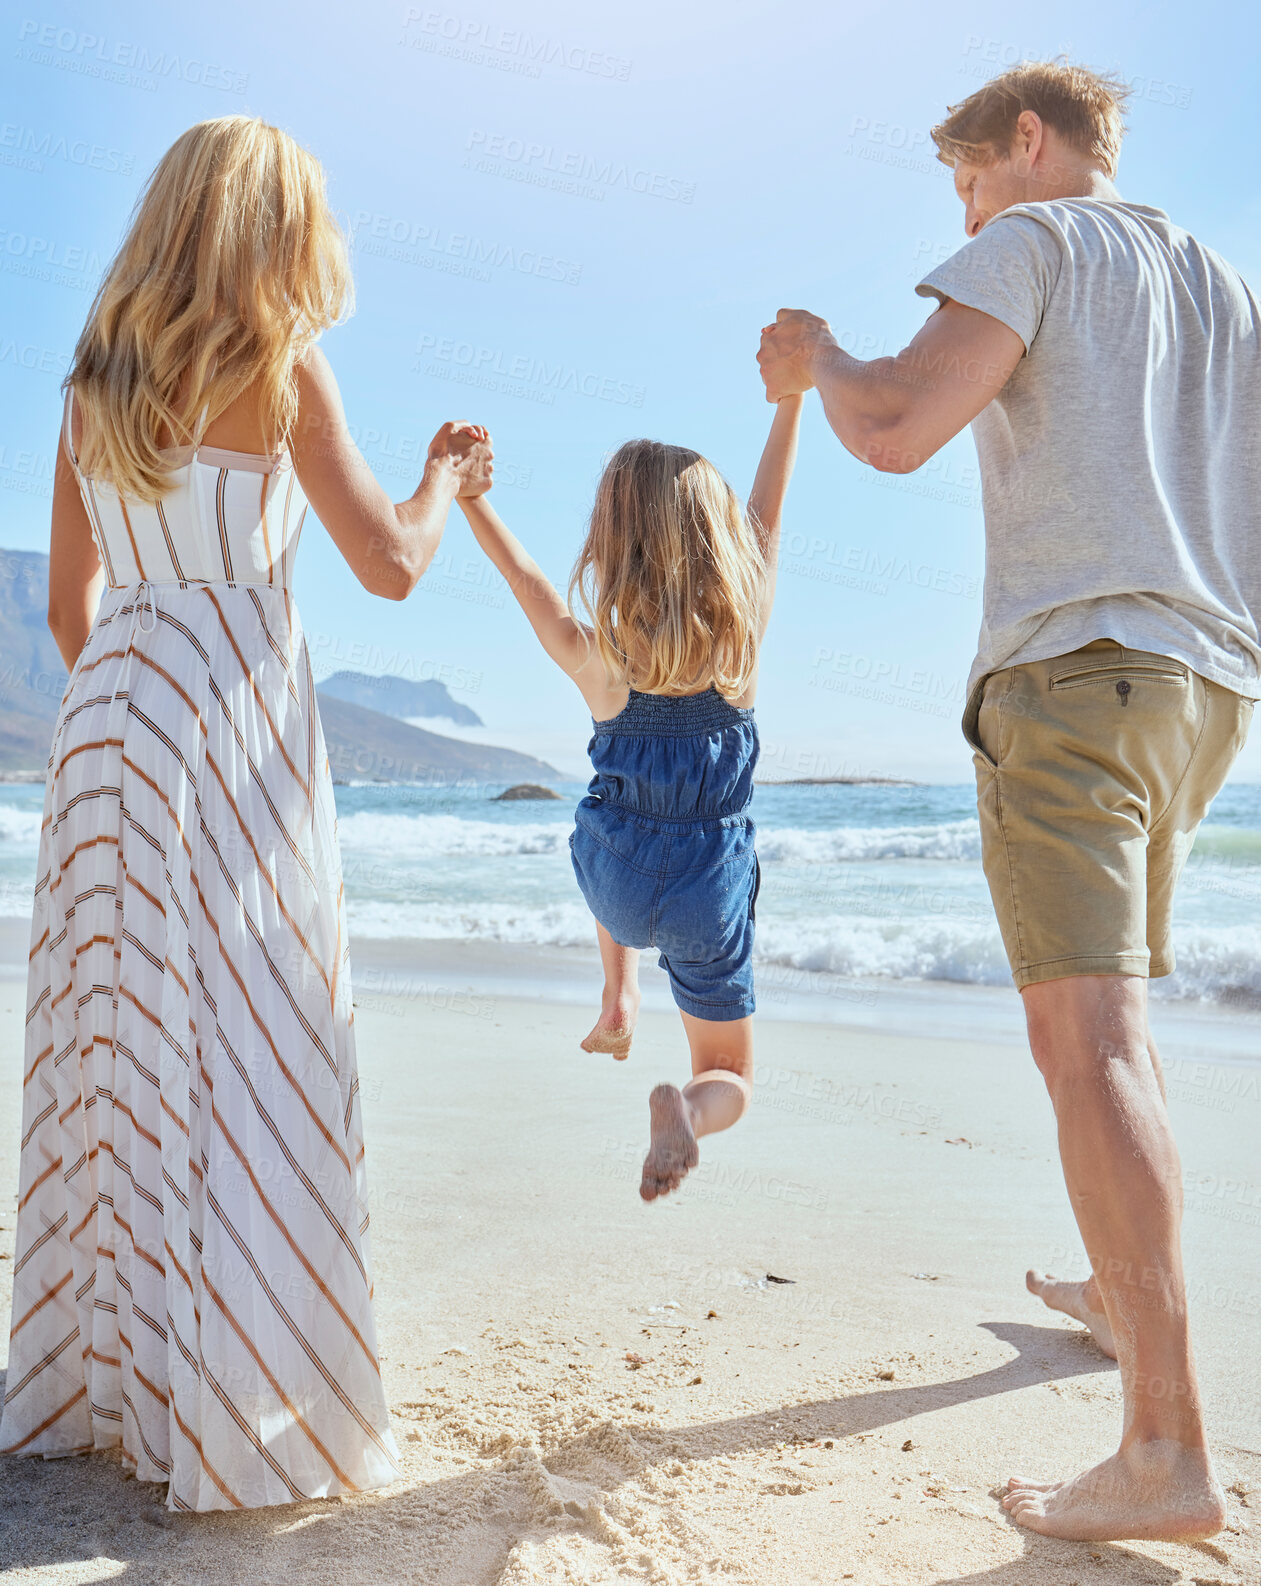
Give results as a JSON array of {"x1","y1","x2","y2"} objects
[
  {"x1": 427, "y1": 421, "x2": 495, "y2": 497},
  {"x1": 757, "y1": 309, "x2": 834, "y2": 401}
]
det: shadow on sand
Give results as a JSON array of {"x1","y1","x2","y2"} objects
[{"x1": 0, "y1": 1320, "x2": 1189, "y2": 1586}]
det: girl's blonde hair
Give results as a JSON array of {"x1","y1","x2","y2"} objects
[
  {"x1": 569, "y1": 440, "x2": 767, "y2": 700},
  {"x1": 67, "y1": 115, "x2": 351, "y2": 502}
]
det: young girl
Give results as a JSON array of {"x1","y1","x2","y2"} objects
[
  {"x1": 1, "y1": 115, "x2": 490, "y2": 1509},
  {"x1": 459, "y1": 395, "x2": 802, "y2": 1201}
]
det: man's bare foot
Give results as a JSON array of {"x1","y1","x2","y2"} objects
[
  {"x1": 640, "y1": 1084, "x2": 699, "y2": 1202},
  {"x1": 581, "y1": 991, "x2": 640, "y2": 1059},
  {"x1": 1003, "y1": 1440, "x2": 1226, "y2": 1541},
  {"x1": 1027, "y1": 1269, "x2": 1117, "y2": 1359}
]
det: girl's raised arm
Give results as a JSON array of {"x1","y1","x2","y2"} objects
[
  {"x1": 291, "y1": 346, "x2": 491, "y2": 601},
  {"x1": 458, "y1": 494, "x2": 619, "y2": 716},
  {"x1": 747, "y1": 392, "x2": 803, "y2": 637}
]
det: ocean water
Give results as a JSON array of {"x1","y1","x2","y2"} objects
[{"x1": 3, "y1": 778, "x2": 1261, "y2": 1008}]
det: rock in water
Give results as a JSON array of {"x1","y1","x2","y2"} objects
[{"x1": 494, "y1": 783, "x2": 562, "y2": 802}]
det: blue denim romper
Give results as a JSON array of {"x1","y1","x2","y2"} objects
[{"x1": 569, "y1": 687, "x2": 760, "y2": 1021}]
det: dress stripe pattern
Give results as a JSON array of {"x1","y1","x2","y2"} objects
[{"x1": 0, "y1": 396, "x2": 400, "y2": 1510}]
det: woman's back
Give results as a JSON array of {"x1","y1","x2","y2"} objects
[{"x1": 66, "y1": 387, "x2": 308, "y2": 591}]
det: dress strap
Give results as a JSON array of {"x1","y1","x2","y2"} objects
[
  {"x1": 191, "y1": 402, "x2": 212, "y2": 455},
  {"x1": 190, "y1": 355, "x2": 218, "y2": 457}
]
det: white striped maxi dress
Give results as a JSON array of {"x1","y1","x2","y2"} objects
[{"x1": 0, "y1": 393, "x2": 400, "y2": 1510}]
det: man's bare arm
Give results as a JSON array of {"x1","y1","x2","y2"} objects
[{"x1": 757, "y1": 302, "x2": 1025, "y2": 474}]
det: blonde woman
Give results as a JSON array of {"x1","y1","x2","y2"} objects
[
  {"x1": 0, "y1": 116, "x2": 491, "y2": 1510},
  {"x1": 459, "y1": 397, "x2": 801, "y2": 1201}
]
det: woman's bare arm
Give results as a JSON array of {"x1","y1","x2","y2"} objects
[
  {"x1": 48, "y1": 435, "x2": 104, "y2": 670},
  {"x1": 291, "y1": 346, "x2": 492, "y2": 601}
]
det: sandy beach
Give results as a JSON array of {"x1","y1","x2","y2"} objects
[{"x1": 0, "y1": 936, "x2": 1257, "y2": 1585}]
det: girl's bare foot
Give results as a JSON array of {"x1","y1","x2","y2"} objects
[
  {"x1": 1003, "y1": 1440, "x2": 1226, "y2": 1540},
  {"x1": 640, "y1": 1084, "x2": 698, "y2": 1201},
  {"x1": 1026, "y1": 1269, "x2": 1117, "y2": 1359},
  {"x1": 580, "y1": 990, "x2": 640, "y2": 1059}
]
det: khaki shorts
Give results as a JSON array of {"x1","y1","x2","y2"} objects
[{"x1": 964, "y1": 640, "x2": 1254, "y2": 991}]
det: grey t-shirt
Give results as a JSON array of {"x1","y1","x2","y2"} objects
[{"x1": 916, "y1": 198, "x2": 1261, "y2": 701}]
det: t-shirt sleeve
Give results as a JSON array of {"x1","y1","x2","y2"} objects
[{"x1": 915, "y1": 211, "x2": 1063, "y2": 352}]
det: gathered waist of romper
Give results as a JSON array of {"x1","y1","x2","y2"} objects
[{"x1": 579, "y1": 790, "x2": 755, "y2": 830}]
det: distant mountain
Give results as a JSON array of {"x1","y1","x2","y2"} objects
[
  {"x1": 315, "y1": 694, "x2": 560, "y2": 786},
  {"x1": 0, "y1": 550, "x2": 68, "y2": 772},
  {"x1": 0, "y1": 552, "x2": 557, "y2": 787},
  {"x1": 317, "y1": 670, "x2": 482, "y2": 726}
]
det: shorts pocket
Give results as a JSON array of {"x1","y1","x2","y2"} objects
[
  {"x1": 963, "y1": 675, "x2": 1003, "y2": 772},
  {"x1": 572, "y1": 804, "x2": 662, "y2": 876},
  {"x1": 1049, "y1": 659, "x2": 1187, "y2": 691}
]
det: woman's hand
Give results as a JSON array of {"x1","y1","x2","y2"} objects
[{"x1": 428, "y1": 421, "x2": 494, "y2": 498}]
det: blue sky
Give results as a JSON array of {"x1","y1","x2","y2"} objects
[{"x1": 2, "y1": 0, "x2": 1258, "y2": 780}]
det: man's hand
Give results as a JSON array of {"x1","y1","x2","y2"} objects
[
  {"x1": 757, "y1": 300, "x2": 1024, "y2": 470},
  {"x1": 428, "y1": 421, "x2": 494, "y2": 498},
  {"x1": 757, "y1": 309, "x2": 837, "y2": 402}
]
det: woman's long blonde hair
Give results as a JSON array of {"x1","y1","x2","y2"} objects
[
  {"x1": 569, "y1": 440, "x2": 767, "y2": 701},
  {"x1": 67, "y1": 115, "x2": 351, "y2": 502}
]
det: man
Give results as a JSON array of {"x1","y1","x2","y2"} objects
[{"x1": 758, "y1": 60, "x2": 1260, "y2": 1542}]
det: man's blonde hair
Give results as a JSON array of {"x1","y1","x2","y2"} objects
[
  {"x1": 931, "y1": 60, "x2": 1131, "y2": 178},
  {"x1": 569, "y1": 440, "x2": 767, "y2": 701},
  {"x1": 68, "y1": 115, "x2": 351, "y2": 502}
]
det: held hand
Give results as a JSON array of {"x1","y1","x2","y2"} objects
[
  {"x1": 427, "y1": 421, "x2": 495, "y2": 498},
  {"x1": 454, "y1": 427, "x2": 495, "y2": 498},
  {"x1": 756, "y1": 308, "x2": 836, "y2": 402}
]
